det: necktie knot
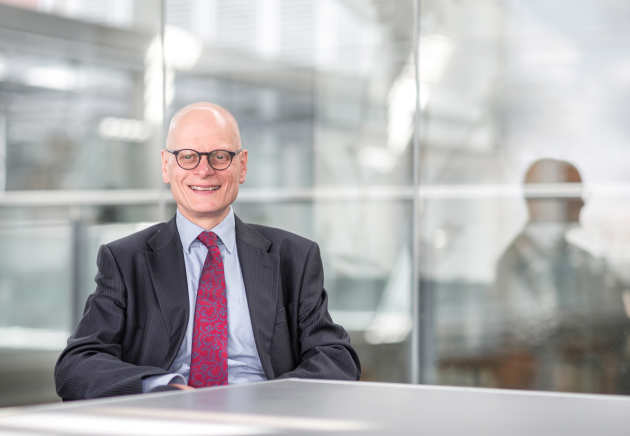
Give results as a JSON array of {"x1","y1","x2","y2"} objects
[{"x1": 197, "y1": 231, "x2": 219, "y2": 248}]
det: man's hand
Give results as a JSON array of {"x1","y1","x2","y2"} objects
[{"x1": 169, "y1": 383, "x2": 195, "y2": 390}]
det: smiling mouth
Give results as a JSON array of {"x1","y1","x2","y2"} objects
[{"x1": 190, "y1": 185, "x2": 220, "y2": 191}]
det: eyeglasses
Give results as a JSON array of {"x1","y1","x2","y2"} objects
[{"x1": 166, "y1": 148, "x2": 242, "y2": 171}]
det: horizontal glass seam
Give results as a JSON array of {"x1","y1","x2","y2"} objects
[{"x1": 0, "y1": 183, "x2": 623, "y2": 207}]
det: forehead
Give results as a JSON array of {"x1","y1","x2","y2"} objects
[{"x1": 169, "y1": 108, "x2": 239, "y2": 149}]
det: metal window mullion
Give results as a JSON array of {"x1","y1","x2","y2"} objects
[{"x1": 411, "y1": 0, "x2": 422, "y2": 385}]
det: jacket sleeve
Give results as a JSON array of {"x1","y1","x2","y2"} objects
[
  {"x1": 54, "y1": 245, "x2": 170, "y2": 400},
  {"x1": 277, "y1": 243, "x2": 361, "y2": 381}
]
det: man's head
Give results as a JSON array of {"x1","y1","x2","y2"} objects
[
  {"x1": 161, "y1": 102, "x2": 248, "y2": 229},
  {"x1": 523, "y1": 158, "x2": 584, "y2": 223}
]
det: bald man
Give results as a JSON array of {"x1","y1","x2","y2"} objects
[
  {"x1": 492, "y1": 158, "x2": 627, "y2": 392},
  {"x1": 55, "y1": 103, "x2": 360, "y2": 400}
]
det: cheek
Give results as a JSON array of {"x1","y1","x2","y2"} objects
[
  {"x1": 231, "y1": 174, "x2": 243, "y2": 189},
  {"x1": 162, "y1": 163, "x2": 182, "y2": 185},
  {"x1": 167, "y1": 173, "x2": 187, "y2": 192}
]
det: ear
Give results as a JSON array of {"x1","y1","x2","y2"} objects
[
  {"x1": 161, "y1": 150, "x2": 171, "y2": 183},
  {"x1": 238, "y1": 149, "x2": 248, "y2": 184}
]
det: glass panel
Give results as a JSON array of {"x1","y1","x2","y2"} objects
[
  {"x1": 420, "y1": 0, "x2": 630, "y2": 394},
  {"x1": 0, "y1": 0, "x2": 164, "y2": 190},
  {"x1": 166, "y1": 0, "x2": 416, "y2": 188},
  {"x1": 0, "y1": 0, "x2": 138, "y2": 29},
  {"x1": 168, "y1": 0, "x2": 417, "y2": 383},
  {"x1": 0, "y1": 221, "x2": 72, "y2": 335},
  {"x1": 0, "y1": 0, "x2": 164, "y2": 407},
  {"x1": 0, "y1": 202, "x2": 165, "y2": 336}
]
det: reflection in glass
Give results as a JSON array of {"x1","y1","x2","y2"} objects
[{"x1": 492, "y1": 159, "x2": 630, "y2": 392}]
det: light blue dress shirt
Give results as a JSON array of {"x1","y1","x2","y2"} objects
[{"x1": 142, "y1": 208, "x2": 266, "y2": 392}]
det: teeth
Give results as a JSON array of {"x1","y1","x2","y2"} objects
[{"x1": 190, "y1": 185, "x2": 220, "y2": 191}]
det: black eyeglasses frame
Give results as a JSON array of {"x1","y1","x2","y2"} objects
[{"x1": 165, "y1": 148, "x2": 243, "y2": 171}]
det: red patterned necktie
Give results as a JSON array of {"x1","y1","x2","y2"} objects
[{"x1": 188, "y1": 231, "x2": 228, "y2": 387}]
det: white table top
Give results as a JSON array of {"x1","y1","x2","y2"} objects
[{"x1": 1, "y1": 379, "x2": 628, "y2": 435}]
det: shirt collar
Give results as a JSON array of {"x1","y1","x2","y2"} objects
[{"x1": 176, "y1": 207, "x2": 236, "y2": 254}]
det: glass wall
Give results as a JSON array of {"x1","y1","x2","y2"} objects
[
  {"x1": 421, "y1": 0, "x2": 630, "y2": 394},
  {"x1": 0, "y1": 0, "x2": 165, "y2": 406},
  {"x1": 1, "y1": 0, "x2": 630, "y2": 407},
  {"x1": 164, "y1": 0, "x2": 416, "y2": 383}
]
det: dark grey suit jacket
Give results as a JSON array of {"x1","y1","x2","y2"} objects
[{"x1": 55, "y1": 215, "x2": 360, "y2": 400}]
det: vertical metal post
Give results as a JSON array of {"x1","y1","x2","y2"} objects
[
  {"x1": 69, "y1": 210, "x2": 83, "y2": 330},
  {"x1": 0, "y1": 114, "x2": 6, "y2": 191},
  {"x1": 157, "y1": 0, "x2": 169, "y2": 221},
  {"x1": 411, "y1": 0, "x2": 422, "y2": 385}
]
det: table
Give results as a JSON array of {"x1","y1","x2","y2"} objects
[{"x1": 0, "y1": 379, "x2": 628, "y2": 435}]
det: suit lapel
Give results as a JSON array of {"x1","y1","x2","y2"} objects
[
  {"x1": 235, "y1": 216, "x2": 279, "y2": 379},
  {"x1": 146, "y1": 217, "x2": 189, "y2": 347}
]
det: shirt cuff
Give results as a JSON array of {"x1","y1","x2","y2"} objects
[{"x1": 142, "y1": 373, "x2": 186, "y2": 393}]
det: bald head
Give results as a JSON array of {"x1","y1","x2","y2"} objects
[
  {"x1": 167, "y1": 102, "x2": 241, "y2": 149},
  {"x1": 523, "y1": 158, "x2": 584, "y2": 223},
  {"x1": 524, "y1": 158, "x2": 582, "y2": 185}
]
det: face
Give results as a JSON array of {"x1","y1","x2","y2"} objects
[{"x1": 161, "y1": 108, "x2": 248, "y2": 229}]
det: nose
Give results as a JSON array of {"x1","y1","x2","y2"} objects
[{"x1": 193, "y1": 155, "x2": 216, "y2": 176}]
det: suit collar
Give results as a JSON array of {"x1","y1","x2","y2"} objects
[
  {"x1": 235, "y1": 215, "x2": 271, "y2": 251},
  {"x1": 146, "y1": 217, "x2": 189, "y2": 351},
  {"x1": 235, "y1": 215, "x2": 278, "y2": 379},
  {"x1": 147, "y1": 215, "x2": 179, "y2": 252}
]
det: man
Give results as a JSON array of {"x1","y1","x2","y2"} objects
[
  {"x1": 55, "y1": 102, "x2": 360, "y2": 400},
  {"x1": 492, "y1": 158, "x2": 627, "y2": 392}
]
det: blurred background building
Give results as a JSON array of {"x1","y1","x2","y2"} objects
[{"x1": 1, "y1": 0, "x2": 630, "y2": 406}]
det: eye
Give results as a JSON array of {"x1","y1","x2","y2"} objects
[{"x1": 181, "y1": 152, "x2": 196, "y2": 160}]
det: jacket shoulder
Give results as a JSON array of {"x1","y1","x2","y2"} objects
[
  {"x1": 105, "y1": 221, "x2": 169, "y2": 254},
  {"x1": 246, "y1": 222, "x2": 315, "y2": 249}
]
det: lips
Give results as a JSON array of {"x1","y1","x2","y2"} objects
[{"x1": 190, "y1": 185, "x2": 220, "y2": 191}]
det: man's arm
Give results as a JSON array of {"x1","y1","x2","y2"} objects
[
  {"x1": 54, "y1": 245, "x2": 171, "y2": 400},
  {"x1": 278, "y1": 243, "x2": 361, "y2": 381}
]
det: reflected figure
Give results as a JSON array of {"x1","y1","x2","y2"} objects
[{"x1": 493, "y1": 158, "x2": 628, "y2": 392}]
